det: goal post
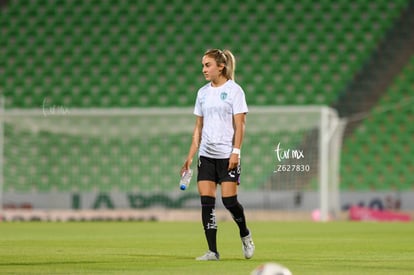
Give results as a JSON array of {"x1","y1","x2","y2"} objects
[
  {"x1": 1, "y1": 105, "x2": 345, "y2": 221},
  {"x1": 319, "y1": 106, "x2": 347, "y2": 221}
]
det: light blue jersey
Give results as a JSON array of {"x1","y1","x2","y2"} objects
[{"x1": 194, "y1": 80, "x2": 248, "y2": 159}]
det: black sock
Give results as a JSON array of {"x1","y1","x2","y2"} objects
[
  {"x1": 222, "y1": 195, "x2": 249, "y2": 238},
  {"x1": 200, "y1": 196, "x2": 218, "y2": 253}
]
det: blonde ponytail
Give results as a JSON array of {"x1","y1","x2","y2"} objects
[{"x1": 222, "y1": 49, "x2": 235, "y2": 80}]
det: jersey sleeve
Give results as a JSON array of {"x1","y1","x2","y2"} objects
[
  {"x1": 193, "y1": 90, "x2": 203, "y2": 116},
  {"x1": 232, "y1": 87, "x2": 248, "y2": 115}
]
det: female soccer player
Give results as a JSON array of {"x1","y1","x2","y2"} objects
[{"x1": 181, "y1": 49, "x2": 255, "y2": 261}]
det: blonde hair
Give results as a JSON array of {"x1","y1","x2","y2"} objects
[{"x1": 204, "y1": 49, "x2": 236, "y2": 80}]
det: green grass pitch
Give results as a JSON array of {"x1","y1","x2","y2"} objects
[{"x1": 0, "y1": 221, "x2": 413, "y2": 274}]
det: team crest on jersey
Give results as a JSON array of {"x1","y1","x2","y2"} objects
[{"x1": 220, "y1": 92, "x2": 228, "y2": 100}]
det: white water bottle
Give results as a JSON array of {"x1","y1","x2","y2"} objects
[{"x1": 179, "y1": 169, "x2": 193, "y2": 190}]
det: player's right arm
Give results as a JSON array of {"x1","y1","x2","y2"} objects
[{"x1": 181, "y1": 116, "x2": 203, "y2": 174}]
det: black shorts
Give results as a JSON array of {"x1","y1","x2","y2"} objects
[{"x1": 197, "y1": 156, "x2": 241, "y2": 184}]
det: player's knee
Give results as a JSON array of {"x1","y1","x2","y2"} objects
[
  {"x1": 222, "y1": 195, "x2": 238, "y2": 209},
  {"x1": 201, "y1": 196, "x2": 216, "y2": 206}
]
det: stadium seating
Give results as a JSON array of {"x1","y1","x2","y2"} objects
[
  {"x1": 0, "y1": 0, "x2": 410, "y2": 108},
  {"x1": 0, "y1": 0, "x2": 412, "y2": 192},
  {"x1": 341, "y1": 56, "x2": 414, "y2": 190}
]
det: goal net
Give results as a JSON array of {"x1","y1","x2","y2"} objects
[{"x1": 0, "y1": 104, "x2": 345, "y2": 221}]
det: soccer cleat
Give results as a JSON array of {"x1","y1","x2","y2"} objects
[
  {"x1": 241, "y1": 232, "x2": 255, "y2": 259},
  {"x1": 195, "y1": 250, "x2": 220, "y2": 261}
]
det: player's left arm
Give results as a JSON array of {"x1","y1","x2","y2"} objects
[{"x1": 228, "y1": 112, "x2": 246, "y2": 170}]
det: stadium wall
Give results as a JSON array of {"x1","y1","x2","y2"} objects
[{"x1": 3, "y1": 191, "x2": 413, "y2": 211}]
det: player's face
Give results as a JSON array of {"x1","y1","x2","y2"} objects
[{"x1": 202, "y1": 55, "x2": 224, "y2": 82}]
